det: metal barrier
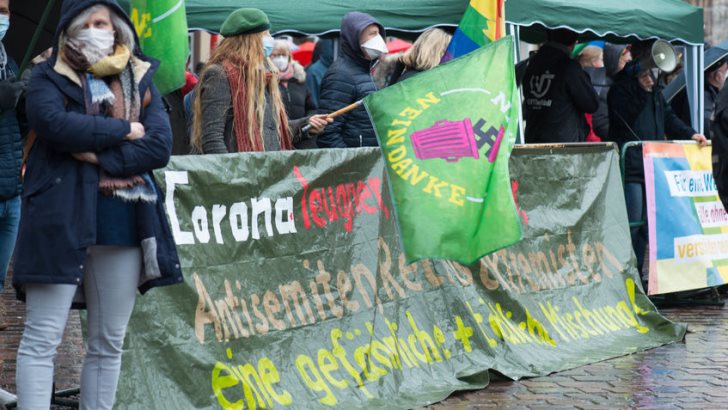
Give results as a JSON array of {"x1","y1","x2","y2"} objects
[
  {"x1": 619, "y1": 140, "x2": 712, "y2": 228},
  {"x1": 620, "y1": 140, "x2": 647, "y2": 229}
]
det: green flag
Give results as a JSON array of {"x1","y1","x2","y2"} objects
[
  {"x1": 363, "y1": 37, "x2": 522, "y2": 264},
  {"x1": 130, "y1": 0, "x2": 188, "y2": 95}
]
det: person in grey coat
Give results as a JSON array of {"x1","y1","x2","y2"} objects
[{"x1": 191, "y1": 8, "x2": 329, "y2": 154}]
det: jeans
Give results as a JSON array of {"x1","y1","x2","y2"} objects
[
  {"x1": 0, "y1": 195, "x2": 21, "y2": 288},
  {"x1": 16, "y1": 246, "x2": 141, "y2": 410},
  {"x1": 624, "y1": 183, "x2": 648, "y2": 278}
]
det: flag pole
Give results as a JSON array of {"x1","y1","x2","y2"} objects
[
  {"x1": 301, "y1": 100, "x2": 362, "y2": 133},
  {"x1": 18, "y1": 0, "x2": 57, "y2": 74}
]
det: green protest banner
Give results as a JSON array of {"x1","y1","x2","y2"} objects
[
  {"x1": 115, "y1": 145, "x2": 684, "y2": 409},
  {"x1": 364, "y1": 37, "x2": 522, "y2": 264},
  {"x1": 130, "y1": 0, "x2": 188, "y2": 95}
]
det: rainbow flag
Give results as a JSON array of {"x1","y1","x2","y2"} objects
[{"x1": 442, "y1": 0, "x2": 505, "y2": 62}]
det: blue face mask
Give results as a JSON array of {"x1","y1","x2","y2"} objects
[
  {"x1": 262, "y1": 36, "x2": 275, "y2": 58},
  {"x1": 0, "y1": 15, "x2": 9, "y2": 42}
]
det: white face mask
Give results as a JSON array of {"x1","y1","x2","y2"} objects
[
  {"x1": 0, "y1": 15, "x2": 9, "y2": 42},
  {"x1": 76, "y1": 27, "x2": 116, "y2": 58},
  {"x1": 361, "y1": 34, "x2": 388, "y2": 60},
  {"x1": 272, "y1": 56, "x2": 289, "y2": 71}
]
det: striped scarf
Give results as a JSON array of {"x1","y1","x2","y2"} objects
[
  {"x1": 223, "y1": 60, "x2": 292, "y2": 152},
  {"x1": 65, "y1": 43, "x2": 157, "y2": 203}
]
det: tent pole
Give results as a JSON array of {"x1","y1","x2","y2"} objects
[
  {"x1": 684, "y1": 44, "x2": 704, "y2": 135},
  {"x1": 508, "y1": 23, "x2": 521, "y2": 63},
  {"x1": 508, "y1": 23, "x2": 525, "y2": 145},
  {"x1": 698, "y1": 43, "x2": 704, "y2": 135},
  {"x1": 18, "y1": 0, "x2": 57, "y2": 74}
]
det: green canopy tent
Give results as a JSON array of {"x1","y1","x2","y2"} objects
[
  {"x1": 506, "y1": 0, "x2": 703, "y2": 45},
  {"x1": 116, "y1": 0, "x2": 705, "y2": 133},
  {"x1": 505, "y1": 0, "x2": 707, "y2": 134},
  {"x1": 118, "y1": 0, "x2": 468, "y2": 37}
]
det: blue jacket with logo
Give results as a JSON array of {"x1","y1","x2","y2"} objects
[{"x1": 522, "y1": 43, "x2": 599, "y2": 143}]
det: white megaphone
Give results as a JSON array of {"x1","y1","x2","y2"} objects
[{"x1": 636, "y1": 39, "x2": 679, "y2": 73}]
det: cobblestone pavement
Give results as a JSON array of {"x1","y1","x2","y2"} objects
[
  {"x1": 430, "y1": 297, "x2": 728, "y2": 410},
  {"x1": 1, "y1": 265, "x2": 727, "y2": 409}
]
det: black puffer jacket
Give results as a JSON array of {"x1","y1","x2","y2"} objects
[
  {"x1": 608, "y1": 67, "x2": 695, "y2": 184},
  {"x1": 317, "y1": 12, "x2": 383, "y2": 148},
  {"x1": 522, "y1": 43, "x2": 599, "y2": 143},
  {"x1": 0, "y1": 56, "x2": 22, "y2": 201}
]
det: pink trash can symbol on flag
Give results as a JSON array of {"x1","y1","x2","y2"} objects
[{"x1": 410, "y1": 119, "x2": 480, "y2": 162}]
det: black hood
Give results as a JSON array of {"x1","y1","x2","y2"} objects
[
  {"x1": 54, "y1": 0, "x2": 139, "y2": 56},
  {"x1": 339, "y1": 12, "x2": 385, "y2": 65},
  {"x1": 531, "y1": 42, "x2": 572, "y2": 69},
  {"x1": 603, "y1": 44, "x2": 627, "y2": 79}
]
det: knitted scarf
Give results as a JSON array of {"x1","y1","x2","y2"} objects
[
  {"x1": 222, "y1": 60, "x2": 292, "y2": 152},
  {"x1": 64, "y1": 44, "x2": 157, "y2": 203}
]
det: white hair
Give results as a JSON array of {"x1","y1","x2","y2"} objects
[
  {"x1": 272, "y1": 39, "x2": 291, "y2": 59},
  {"x1": 65, "y1": 4, "x2": 136, "y2": 53}
]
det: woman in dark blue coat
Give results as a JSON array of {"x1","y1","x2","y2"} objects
[{"x1": 13, "y1": 1, "x2": 183, "y2": 408}]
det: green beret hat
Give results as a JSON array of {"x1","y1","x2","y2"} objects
[{"x1": 220, "y1": 8, "x2": 271, "y2": 37}]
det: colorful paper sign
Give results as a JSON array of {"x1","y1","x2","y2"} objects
[{"x1": 644, "y1": 142, "x2": 728, "y2": 294}]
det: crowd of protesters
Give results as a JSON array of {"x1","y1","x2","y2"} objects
[
  {"x1": 1, "y1": 0, "x2": 728, "y2": 408},
  {"x1": 0, "y1": 2, "x2": 432, "y2": 408},
  {"x1": 519, "y1": 29, "x2": 722, "y2": 284}
]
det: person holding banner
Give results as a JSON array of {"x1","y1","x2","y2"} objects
[
  {"x1": 607, "y1": 40, "x2": 707, "y2": 279},
  {"x1": 702, "y1": 57, "x2": 727, "y2": 140},
  {"x1": 674, "y1": 53, "x2": 727, "y2": 140},
  {"x1": 191, "y1": 8, "x2": 330, "y2": 154},
  {"x1": 13, "y1": 1, "x2": 184, "y2": 408}
]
